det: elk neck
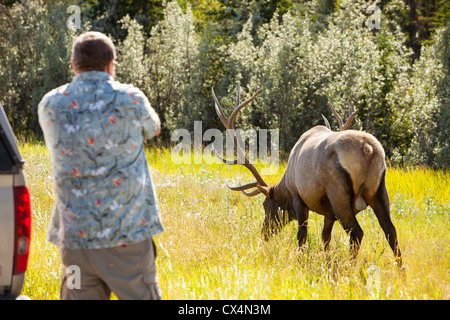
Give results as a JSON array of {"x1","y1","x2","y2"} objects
[{"x1": 270, "y1": 175, "x2": 293, "y2": 206}]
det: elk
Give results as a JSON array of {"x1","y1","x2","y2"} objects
[{"x1": 212, "y1": 85, "x2": 402, "y2": 264}]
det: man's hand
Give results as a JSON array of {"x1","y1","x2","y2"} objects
[{"x1": 154, "y1": 113, "x2": 161, "y2": 137}]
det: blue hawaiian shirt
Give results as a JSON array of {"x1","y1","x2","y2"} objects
[{"x1": 38, "y1": 71, "x2": 164, "y2": 249}]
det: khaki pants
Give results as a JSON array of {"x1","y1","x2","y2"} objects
[{"x1": 60, "y1": 238, "x2": 162, "y2": 300}]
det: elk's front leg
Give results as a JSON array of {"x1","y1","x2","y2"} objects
[
  {"x1": 322, "y1": 217, "x2": 335, "y2": 251},
  {"x1": 293, "y1": 194, "x2": 309, "y2": 250}
]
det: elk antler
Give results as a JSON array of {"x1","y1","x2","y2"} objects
[
  {"x1": 212, "y1": 84, "x2": 268, "y2": 197},
  {"x1": 323, "y1": 99, "x2": 358, "y2": 131}
]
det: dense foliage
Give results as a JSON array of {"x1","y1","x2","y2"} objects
[{"x1": 0, "y1": 0, "x2": 448, "y2": 167}]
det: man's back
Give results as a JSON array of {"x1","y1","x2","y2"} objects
[{"x1": 38, "y1": 70, "x2": 163, "y2": 250}]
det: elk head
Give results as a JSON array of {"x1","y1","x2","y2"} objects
[{"x1": 212, "y1": 85, "x2": 294, "y2": 239}]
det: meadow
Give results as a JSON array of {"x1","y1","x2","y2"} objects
[{"x1": 19, "y1": 142, "x2": 449, "y2": 300}]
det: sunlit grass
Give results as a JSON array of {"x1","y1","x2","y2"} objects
[
  {"x1": 18, "y1": 142, "x2": 449, "y2": 300},
  {"x1": 386, "y1": 167, "x2": 449, "y2": 208}
]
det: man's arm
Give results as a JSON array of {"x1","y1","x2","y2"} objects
[
  {"x1": 131, "y1": 89, "x2": 161, "y2": 139},
  {"x1": 37, "y1": 91, "x2": 59, "y2": 149},
  {"x1": 153, "y1": 112, "x2": 161, "y2": 137},
  {"x1": 142, "y1": 100, "x2": 160, "y2": 139}
]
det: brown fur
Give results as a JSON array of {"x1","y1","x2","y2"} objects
[{"x1": 260, "y1": 125, "x2": 402, "y2": 262}]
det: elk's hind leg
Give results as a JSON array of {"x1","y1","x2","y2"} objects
[
  {"x1": 366, "y1": 170, "x2": 402, "y2": 265},
  {"x1": 329, "y1": 197, "x2": 364, "y2": 258},
  {"x1": 326, "y1": 164, "x2": 364, "y2": 258}
]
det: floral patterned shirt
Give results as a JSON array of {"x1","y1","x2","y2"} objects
[{"x1": 38, "y1": 71, "x2": 163, "y2": 249}]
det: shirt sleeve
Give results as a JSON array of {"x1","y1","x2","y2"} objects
[
  {"x1": 37, "y1": 91, "x2": 59, "y2": 150},
  {"x1": 131, "y1": 89, "x2": 160, "y2": 140}
]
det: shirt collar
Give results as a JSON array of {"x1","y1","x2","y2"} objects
[{"x1": 72, "y1": 71, "x2": 113, "y2": 83}]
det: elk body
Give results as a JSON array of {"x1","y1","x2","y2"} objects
[{"x1": 213, "y1": 86, "x2": 402, "y2": 264}]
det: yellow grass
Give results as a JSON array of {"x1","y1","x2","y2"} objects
[{"x1": 18, "y1": 142, "x2": 449, "y2": 300}]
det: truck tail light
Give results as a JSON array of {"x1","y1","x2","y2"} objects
[{"x1": 13, "y1": 186, "x2": 32, "y2": 274}]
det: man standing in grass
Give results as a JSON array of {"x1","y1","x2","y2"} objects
[{"x1": 38, "y1": 31, "x2": 163, "y2": 300}]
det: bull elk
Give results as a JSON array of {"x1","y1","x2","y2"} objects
[{"x1": 212, "y1": 85, "x2": 402, "y2": 264}]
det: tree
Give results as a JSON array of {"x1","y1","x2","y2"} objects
[{"x1": 0, "y1": 0, "x2": 74, "y2": 137}]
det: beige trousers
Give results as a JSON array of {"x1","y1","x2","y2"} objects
[{"x1": 60, "y1": 238, "x2": 162, "y2": 300}]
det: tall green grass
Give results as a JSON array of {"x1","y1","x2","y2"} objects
[{"x1": 19, "y1": 143, "x2": 449, "y2": 299}]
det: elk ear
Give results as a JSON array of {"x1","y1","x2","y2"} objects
[{"x1": 257, "y1": 185, "x2": 272, "y2": 198}]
